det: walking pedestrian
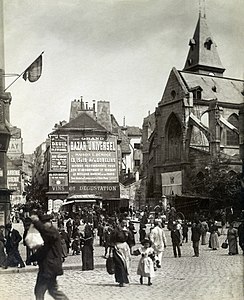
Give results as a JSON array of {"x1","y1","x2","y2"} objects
[
  {"x1": 28, "y1": 214, "x2": 69, "y2": 300},
  {"x1": 110, "y1": 219, "x2": 131, "y2": 287},
  {"x1": 209, "y1": 221, "x2": 220, "y2": 250},
  {"x1": 80, "y1": 223, "x2": 94, "y2": 270},
  {"x1": 171, "y1": 223, "x2": 181, "y2": 258},
  {"x1": 127, "y1": 221, "x2": 137, "y2": 254},
  {"x1": 200, "y1": 219, "x2": 209, "y2": 245},
  {"x1": 23, "y1": 217, "x2": 36, "y2": 266},
  {"x1": 136, "y1": 239, "x2": 155, "y2": 286},
  {"x1": 227, "y1": 222, "x2": 238, "y2": 255},
  {"x1": 182, "y1": 221, "x2": 189, "y2": 243},
  {"x1": 149, "y1": 220, "x2": 167, "y2": 268},
  {"x1": 191, "y1": 218, "x2": 202, "y2": 257},
  {"x1": 5, "y1": 223, "x2": 25, "y2": 268}
]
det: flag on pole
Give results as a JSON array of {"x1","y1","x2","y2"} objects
[{"x1": 23, "y1": 54, "x2": 43, "y2": 82}]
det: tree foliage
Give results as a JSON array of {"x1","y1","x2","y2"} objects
[{"x1": 189, "y1": 159, "x2": 241, "y2": 209}]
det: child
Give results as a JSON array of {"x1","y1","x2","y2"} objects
[
  {"x1": 135, "y1": 238, "x2": 155, "y2": 286},
  {"x1": 71, "y1": 236, "x2": 80, "y2": 255}
]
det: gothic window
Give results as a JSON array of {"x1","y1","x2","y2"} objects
[
  {"x1": 166, "y1": 114, "x2": 182, "y2": 161},
  {"x1": 204, "y1": 37, "x2": 213, "y2": 50},
  {"x1": 226, "y1": 114, "x2": 239, "y2": 146}
]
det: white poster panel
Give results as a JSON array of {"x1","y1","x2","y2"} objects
[
  {"x1": 161, "y1": 171, "x2": 182, "y2": 196},
  {"x1": 69, "y1": 135, "x2": 118, "y2": 183}
]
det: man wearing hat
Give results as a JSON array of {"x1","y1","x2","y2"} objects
[
  {"x1": 29, "y1": 214, "x2": 69, "y2": 300},
  {"x1": 5, "y1": 222, "x2": 25, "y2": 268}
]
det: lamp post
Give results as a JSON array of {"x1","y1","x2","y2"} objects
[{"x1": 0, "y1": 0, "x2": 11, "y2": 226}]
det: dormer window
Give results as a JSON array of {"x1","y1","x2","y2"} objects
[
  {"x1": 189, "y1": 38, "x2": 196, "y2": 50},
  {"x1": 171, "y1": 90, "x2": 176, "y2": 99},
  {"x1": 190, "y1": 86, "x2": 202, "y2": 100},
  {"x1": 204, "y1": 37, "x2": 213, "y2": 50}
]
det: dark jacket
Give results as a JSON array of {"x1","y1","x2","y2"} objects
[
  {"x1": 171, "y1": 229, "x2": 181, "y2": 245},
  {"x1": 5, "y1": 229, "x2": 22, "y2": 253},
  {"x1": 30, "y1": 221, "x2": 63, "y2": 278},
  {"x1": 191, "y1": 222, "x2": 202, "y2": 242}
]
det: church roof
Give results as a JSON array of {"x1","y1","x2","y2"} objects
[
  {"x1": 183, "y1": 15, "x2": 225, "y2": 75},
  {"x1": 180, "y1": 71, "x2": 244, "y2": 104}
]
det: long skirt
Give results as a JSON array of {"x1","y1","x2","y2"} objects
[
  {"x1": 228, "y1": 237, "x2": 238, "y2": 255},
  {"x1": 113, "y1": 248, "x2": 129, "y2": 284},
  {"x1": 81, "y1": 245, "x2": 94, "y2": 270}
]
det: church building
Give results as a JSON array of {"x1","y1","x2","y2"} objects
[{"x1": 142, "y1": 12, "x2": 243, "y2": 214}]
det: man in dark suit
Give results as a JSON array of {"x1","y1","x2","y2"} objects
[
  {"x1": 191, "y1": 217, "x2": 202, "y2": 257},
  {"x1": 5, "y1": 223, "x2": 25, "y2": 268},
  {"x1": 29, "y1": 214, "x2": 69, "y2": 300}
]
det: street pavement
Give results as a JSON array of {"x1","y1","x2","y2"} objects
[{"x1": 0, "y1": 223, "x2": 243, "y2": 300}]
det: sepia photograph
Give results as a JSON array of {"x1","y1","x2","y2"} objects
[{"x1": 0, "y1": 0, "x2": 243, "y2": 299}]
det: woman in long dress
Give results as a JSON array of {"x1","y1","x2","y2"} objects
[
  {"x1": 209, "y1": 221, "x2": 220, "y2": 250},
  {"x1": 111, "y1": 219, "x2": 131, "y2": 287},
  {"x1": 227, "y1": 222, "x2": 238, "y2": 255},
  {"x1": 81, "y1": 223, "x2": 94, "y2": 270}
]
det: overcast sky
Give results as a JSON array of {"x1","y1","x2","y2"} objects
[{"x1": 3, "y1": 0, "x2": 244, "y2": 153}]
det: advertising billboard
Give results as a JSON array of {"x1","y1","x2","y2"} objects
[
  {"x1": 49, "y1": 173, "x2": 69, "y2": 192},
  {"x1": 50, "y1": 153, "x2": 68, "y2": 171},
  {"x1": 69, "y1": 135, "x2": 118, "y2": 183},
  {"x1": 50, "y1": 135, "x2": 68, "y2": 152},
  {"x1": 7, "y1": 169, "x2": 21, "y2": 193}
]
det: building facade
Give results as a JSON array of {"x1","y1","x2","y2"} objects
[
  {"x1": 32, "y1": 99, "x2": 142, "y2": 213},
  {"x1": 142, "y1": 14, "x2": 243, "y2": 215}
]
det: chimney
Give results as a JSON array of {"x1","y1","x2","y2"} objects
[{"x1": 96, "y1": 101, "x2": 112, "y2": 132}]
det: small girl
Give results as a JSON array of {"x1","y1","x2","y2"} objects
[{"x1": 135, "y1": 238, "x2": 155, "y2": 286}]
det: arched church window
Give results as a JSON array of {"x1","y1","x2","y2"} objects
[
  {"x1": 226, "y1": 114, "x2": 239, "y2": 146},
  {"x1": 204, "y1": 37, "x2": 213, "y2": 50},
  {"x1": 166, "y1": 114, "x2": 182, "y2": 161}
]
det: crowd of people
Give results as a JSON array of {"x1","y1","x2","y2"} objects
[{"x1": 0, "y1": 206, "x2": 244, "y2": 297}]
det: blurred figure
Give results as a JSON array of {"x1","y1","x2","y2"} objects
[
  {"x1": 5, "y1": 223, "x2": 25, "y2": 268},
  {"x1": 71, "y1": 236, "x2": 80, "y2": 255},
  {"x1": 191, "y1": 218, "x2": 202, "y2": 257},
  {"x1": 171, "y1": 222, "x2": 181, "y2": 258},
  {"x1": 29, "y1": 214, "x2": 69, "y2": 300},
  {"x1": 127, "y1": 221, "x2": 137, "y2": 255},
  {"x1": 23, "y1": 217, "x2": 36, "y2": 266},
  {"x1": 209, "y1": 221, "x2": 220, "y2": 250},
  {"x1": 80, "y1": 223, "x2": 94, "y2": 270},
  {"x1": 182, "y1": 221, "x2": 189, "y2": 243},
  {"x1": 227, "y1": 222, "x2": 238, "y2": 255},
  {"x1": 200, "y1": 219, "x2": 209, "y2": 245},
  {"x1": 150, "y1": 221, "x2": 167, "y2": 268}
]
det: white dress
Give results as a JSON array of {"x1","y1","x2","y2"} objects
[{"x1": 137, "y1": 246, "x2": 155, "y2": 278}]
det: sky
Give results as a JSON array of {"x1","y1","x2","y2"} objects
[{"x1": 3, "y1": 0, "x2": 244, "y2": 153}]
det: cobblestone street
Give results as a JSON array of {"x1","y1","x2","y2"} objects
[{"x1": 0, "y1": 223, "x2": 243, "y2": 300}]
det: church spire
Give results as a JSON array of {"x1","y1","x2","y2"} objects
[{"x1": 183, "y1": 10, "x2": 225, "y2": 76}]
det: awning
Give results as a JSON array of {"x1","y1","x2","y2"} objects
[{"x1": 62, "y1": 199, "x2": 97, "y2": 206}]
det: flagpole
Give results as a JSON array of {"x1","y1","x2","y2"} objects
[{"x1": 4, "y1": 51, "x2": 44, "y2": 92}]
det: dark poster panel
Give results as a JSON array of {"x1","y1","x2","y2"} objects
[
  {"x1": 69, "y1": 183, "x2": 120, "y2": 198},
  {"x1": 49, "y1": 173, "x2": 69, "y2": 192},
  {"x1": 50, "y1": 135, "x2": 68, "y2": 152},
  {"x1": 50, "y1": 153, "x2": 68, "y2": 171}
]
